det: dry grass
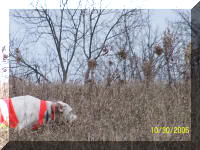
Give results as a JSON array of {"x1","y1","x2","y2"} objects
[
  {"x1": 0, "y1": 83, "x2": 8, "y2": 98},
  {"x1": 0, "y1": 83, "x2": 9, "y2": 148},
  {"x1": 0, "y1": 125, "x2": 8, "y2": 149},
  {"x1": 8, "y1": 79, "x2": 191, "y2": 141}
]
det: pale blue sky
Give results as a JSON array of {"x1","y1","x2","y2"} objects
[{"x1": 150, "y1": 9, "x2": 179, "y2": 32}]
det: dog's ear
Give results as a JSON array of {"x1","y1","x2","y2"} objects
[{"x1": 55, "y1": 102, "x2": 63, "y2": 113}]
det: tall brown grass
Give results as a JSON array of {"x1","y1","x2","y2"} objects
[
  {"x1": 8, "y1": 79, "x2": 191, "y2": 141},
  {"x1": 0, "y1": 83, "x2": 8, "y2": 99},
  {"x1": 0, "y1": 82, "x2": 9, "y2": 149}
]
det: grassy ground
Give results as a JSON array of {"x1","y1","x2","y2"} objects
[
  {"x1": 0, "y1": 83, "x2": 8, "y2": 98},
  {"x1": 7, "y1": 80, "x2": 191, "y2": 141},
  {"x1": 0, "y1": 83, "x2": 9, "y2": 148},
  {"x1": 0, "y1": 127, "x2": 8, "y2": 149}
]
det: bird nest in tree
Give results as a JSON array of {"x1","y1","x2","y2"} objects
[
  {"x1": 154, "y1": 45, "x2": 163, "y2": 56},
  {"x1": 15, "y1": 48, "x2": 20, "y2": 53},
  {"x1": 142, "y1": 61, "x2": 153, "y2": 76},
  {"x1": 88, "y1": 59, "x2": 97, "y2": 69},
  {"x1": 15, "y1": 48, "x2": 23, "y2": 63},
  {"x1": 117, "y1": 50, "x2": 127, "y2": 60},
  {"x1": 16, "y1": 57, "x2": 22, "y2": 63},
  {"x1": 108, "y1": 60, "x2": 113, "y2": 66}
]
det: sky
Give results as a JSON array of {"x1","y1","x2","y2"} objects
[{"x1": 0, "y1": 0, "x2": 199, "y2": 83}]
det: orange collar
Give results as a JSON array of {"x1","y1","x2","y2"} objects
[{"x1": 51, "y1": 104, "x2": 56, "y2": 120}]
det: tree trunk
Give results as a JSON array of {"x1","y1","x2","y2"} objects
[
  {"x1": 166, "y1": 57, "x2": 172, "y2": 86},
  {"x1": 84, "y1": 68, "x2": 90, "y2": 84}
]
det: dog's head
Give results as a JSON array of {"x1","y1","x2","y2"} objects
[{"x1": 52, "y1": 101, "x2": 77, "y2": 123}]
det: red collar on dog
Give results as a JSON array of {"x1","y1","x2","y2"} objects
[
  {"x1": 51, "y1": 104, "x2": 56, "y2": 121},
  {"x1": 0, "y1": 98, "x2": 19, "y2": 128}
]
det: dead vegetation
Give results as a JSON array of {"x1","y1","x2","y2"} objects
[
  {"x1": 0, "y1": 82, "x2": 9, "y2": 149},
  {"x1": 8, "y1": 79, "x2": 191, "y2": 141},
  {"x1": 0, "y1": 83, "x2": 8, "y2": 99},
  {"x1": 0, "y1": 126, "x2": 8, "y2": 149}
]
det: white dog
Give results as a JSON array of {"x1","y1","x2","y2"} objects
[{"x1": 0, "y1": 95, "x2": 77, "y2": 132}]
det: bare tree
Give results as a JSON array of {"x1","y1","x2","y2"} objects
[
  {"x1": 160, "y1": 28, "x2": 184, "y2": 87},
  {"x1": 99, "y1": 9, "x2": 145, "y2": 85},
  {"x1": 139, "y1": 12, "x2": 164, "y2": 86},
  {"x1": 183, "y1": 41, "x2": 191, "y2": 82},
  {"x1": 169, "y1": 10, "x2": 192, "y2": 84},
  {"x1": 80, "y1": 9, "x2": 142, "y2": 84},
  {"x1": 10, "y1": 3, "x2": 83, "y2": 83}
]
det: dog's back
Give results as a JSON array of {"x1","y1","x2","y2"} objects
[{"x1": 11, "y1": 95, "x2": 41, "y2": 130}]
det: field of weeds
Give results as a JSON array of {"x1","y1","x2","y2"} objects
[
  {"x1": 8, "y1": 79, "x2": 191, "y2": 141},
  {"x1": 0, "y1": 126, "x2": 8, "y2": 149},
  {"x1": 0, "y1": 83, "x2": 9, "y2": 149},
  {"x1": 0, "y1": 83, "x2": 8, "y2": 99}
]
